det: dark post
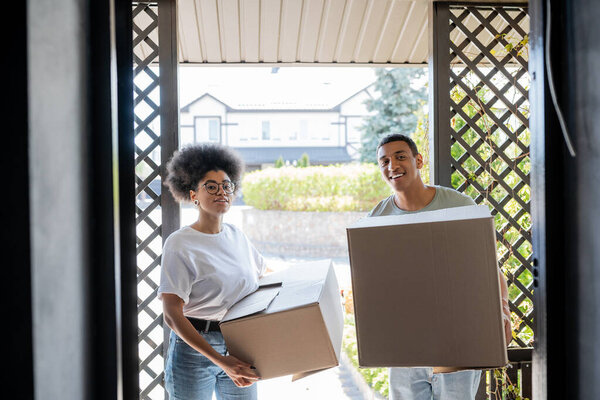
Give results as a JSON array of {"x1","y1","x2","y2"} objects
[
  {"x1": 428, "y1": 2, "x2": 452, "y2": 187},
  {"x1": 530, "y1": 0, "x2": 600, "y2": 399},
  {"x1": 159, "y1": 0, "x2": 180, "y2": 238},
  {"x1": 87, "y1": 0, "x2": 125, "y2": 397},
  {"x1": 116, "y1": 0, "x2": 139, "y2": 399},
  {"x1": 4, "y1": 2, "x2": 34, "y2": 398},
  {"x1": 158, "y1": 0, "x2": 180, "y2": 388}
]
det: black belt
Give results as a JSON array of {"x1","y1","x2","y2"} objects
[{"x1": 186, "y1": 317, "x2": 221, "y2": 333}]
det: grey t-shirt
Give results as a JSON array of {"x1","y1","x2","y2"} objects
[{"x1": 368, "y1": 185, "x2": 475, "y2": 217}]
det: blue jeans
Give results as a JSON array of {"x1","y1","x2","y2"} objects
[
  {"x1": 389, "y1": 367, "x2": 481, "y2": 400},
  {"x1": 165, "y1": 330, "x2": 257, "y2": 400}
]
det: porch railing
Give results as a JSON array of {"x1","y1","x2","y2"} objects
[{"x1": 477, "y1": 348, "x2": 533, "y2": 400}]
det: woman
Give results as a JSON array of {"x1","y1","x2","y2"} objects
[{"x1": 159, "y1": 143, "x2": 266, "y2": 400}]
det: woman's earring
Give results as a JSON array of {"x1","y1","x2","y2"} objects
[{"x1": 193, "y1": 200, "x2": 199, "y2": 206}]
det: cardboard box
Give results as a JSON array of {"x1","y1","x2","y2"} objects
[
  {"x1": 346, "y1": 205, "x2": 508, "y2": 368},
  {"x1": 220, "y1": 259, "x2": 344, "y2": 380}
]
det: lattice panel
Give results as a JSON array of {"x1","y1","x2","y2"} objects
[
  {"x1": 448, "y1": 6, "x2": 533, "y2": 348},
  {"x1": 133, "y1": 3, "x2": 165, "y2": 399}
]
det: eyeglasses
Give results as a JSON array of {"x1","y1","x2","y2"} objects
[{"x1": 202, "y1": 180, "x2": 235, "y2": 195}]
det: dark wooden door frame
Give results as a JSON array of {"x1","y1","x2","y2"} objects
[{"x1": 530, "y1": 0, "x2": 600, "y2": 399}]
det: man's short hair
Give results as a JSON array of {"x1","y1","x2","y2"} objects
[{"x1": 377, "y1": 134, "x2": 419, "y2": 156}]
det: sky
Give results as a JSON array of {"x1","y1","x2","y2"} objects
[{"x1": 177, "y1": 66, "x2": 380, "y2": 109}]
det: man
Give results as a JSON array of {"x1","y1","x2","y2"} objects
[{"x1": 369, "y1": 133, "x2": 512, "y2": 400}]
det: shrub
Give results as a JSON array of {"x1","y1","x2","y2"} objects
[
  {"x1": 297, "y1": 152, "x2": 310, "y2": 168},
  {"x1": 241, "y1": 164, "x2": 391, "y2": 212},
  {"x1": 274, "y1": 156, "x2": 284, "y2": 168},
  {"x1": 343, "y1": 314, "x2": 389, "y2": 398}
]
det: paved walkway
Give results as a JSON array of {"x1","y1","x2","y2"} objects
[{"x1": 257, "y1": 362, "x2": 365, "y2": 400}]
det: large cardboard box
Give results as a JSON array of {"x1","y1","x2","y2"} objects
[
  {"x1": 220, "y1": 259, "x2": 344, "y2": 380},
  {"x1": 346, "y1": 205, "x2": 508, "y2": 368}
]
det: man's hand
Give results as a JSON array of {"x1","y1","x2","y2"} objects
[
  {"x1": 216, "y1": 355, "x2": 260, "y2": 387},
  {"x1": 503, "y1": 314, "x2": 512, "y2": 345},
  {"x1": 498, "y1": 270, "x2": 512, "y2": 346}
]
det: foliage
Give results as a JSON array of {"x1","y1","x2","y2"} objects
[
  {"x1": 135, "y1": 161, "x2": 152, "y2": 180},
  {"x1": 410, "y1": 108, "x2": 431, "y2": 184},
  {"x1": 274, "y1": 156, "x2": 284, "y2": 168},
  {"x1": 449, "y1": 68, "x2": 533, "y2": 347},
  {"x1": 359, "y1": 68, "x2": 428, "y2": 163},
  {"x1": 241, "y1": 164, "x2": 391, "y2": 212},
  {"x1": 490, "y1": 34, "x2": 529, "y2": 59},
  {"x1": 488, "y1": 368, "x2": 530, "y2": 400},
  {"x1": 342, "y1": 314, "x2": 389, "y2": 398},
  {"x1": 297, "y1": 152, "x2": 310, "y2": 168}
]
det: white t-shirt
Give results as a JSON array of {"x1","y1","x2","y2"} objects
[{"x1": 158, "y1": 223, "x2": 266, "y2": 321}]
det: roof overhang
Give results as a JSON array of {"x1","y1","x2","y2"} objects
[{"x1": 134, "y1": 0, "x2": 528, "y2": 66}]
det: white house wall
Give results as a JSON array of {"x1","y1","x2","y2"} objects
[
  {"x1": 180, "y1": 96, "x2": 228, "y2": 146},
  {"x1": 181, "y1": 96, "x2": 227, "y2": 123},
  {"x1": 339, "y1": 90, "x2": 374, "y2": 116},
  {"x1": 225, "y1": 111, "x2": 343, "y2": 147}
]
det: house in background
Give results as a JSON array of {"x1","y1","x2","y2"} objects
[{"x1": 179, "y1": 83, "x2": 375, "y2": 170}]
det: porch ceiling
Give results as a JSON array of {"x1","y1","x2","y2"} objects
[{"x1": 134, "y1": 0, "x2": 528, "y2": 65}]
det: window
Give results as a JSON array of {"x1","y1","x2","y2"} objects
[
  {"x1": 299, "y1": 120, "x2": 308, "y2": 141},
  {"x1": 262, "y1": 121, "x2": 271, "y2": 140},
  {"x1": 346, "y1": 117, "x2": 362, "y2": 143},
  {"x1": 208, "y1": 119, "x2": 219, "y2": 141},
  {"x1": 194, "y1": 117, "x2": 220, "y2": 143}
]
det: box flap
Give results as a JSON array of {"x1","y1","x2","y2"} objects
[
  {"x1": 348, "y1": 205, "x2": 490, "y2": 229},
  {"x1": 221, "y1": 286, "x2": 281, "y2": 323},
  {"x1": 262, "y1": 260, "x2": 331, "y2": 314},
  {"x1": 258, "y1": 281, "x2": 283, "y2": 289},
  {"x1": 317, "y1": 265, "x2": 344, "y2": 361},
  {"x1": 291, "y1": 366, "x2": 333, "y2": 381}
]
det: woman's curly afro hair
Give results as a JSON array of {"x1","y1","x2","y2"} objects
[{"x1": 164, "y1": 143, "x2": 245, "y2": 203}]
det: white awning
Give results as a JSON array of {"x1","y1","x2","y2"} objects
[{"x1": 134, "y1": 0, "x2": 528, "y2": 65}]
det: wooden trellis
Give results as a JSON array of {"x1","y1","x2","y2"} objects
[
  {"x1": 133, "y1": 3, "x2": 166, "y2": 399},
  {"x1": 134, "y1": 1, "x2": 533, "y2": 398},
  {"x1": 431, "y1": 3, "x2": 532, "y2": 399},
  {"x1": 448, "y1": 4, "x2": 532, "y2": 349}
]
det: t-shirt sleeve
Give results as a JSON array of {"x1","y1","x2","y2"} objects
[
  {"x1": 234, "y1": 225, "x2": 267, "y2": 277},
  {"x1": 458, "y1": 192, "x2": 477, "y2": 206},
  {"x1": 250, "y1": 239, "x2": 267, "y2": 277},
  {"x1": 367, "y1": 197, "x2": 387, "y2": 217},
  {"x1": 158, "y1": 247, "x2": 196, "y2": 304}
]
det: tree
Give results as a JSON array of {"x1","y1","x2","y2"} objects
[
  {"x1": 359, "y1": 68, "x2": 428, "y2": 163},
  {"x1": 297, "y1": 153, "x2": 310, "y2": 168},
  {"x1": 274, "y1": 156, "x2": 284, "y2": 168}
]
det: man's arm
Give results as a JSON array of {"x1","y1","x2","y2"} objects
[{"x1": 499, "y1": 269, "x2": 512, "y2": 345}]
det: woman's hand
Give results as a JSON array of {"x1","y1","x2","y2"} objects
[{"x1": 215, "y1": 355, "x2": 260, "y2": 387}]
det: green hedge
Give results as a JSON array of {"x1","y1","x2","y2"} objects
[{"x1": 241, "y1": 164, "x2": 391, "y2": 212}]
